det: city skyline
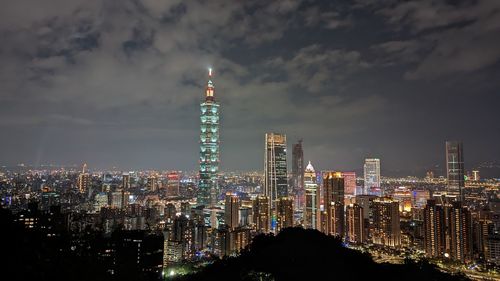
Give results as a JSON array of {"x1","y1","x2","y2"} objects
[{"x1": 1, "y1": 1, "x2": 499, "y2": 174}]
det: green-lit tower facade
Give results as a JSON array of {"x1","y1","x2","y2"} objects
[{"x1": 198, "y1": 68, "x2": 220, "y2": 207}]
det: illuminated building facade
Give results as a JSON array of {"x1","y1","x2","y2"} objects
[
  {"x1": 363, "y1": 158, "x2": 381, "y2": 196},
  {"x1": 342, "y1": 172, "x2": 356, "y2": 195},
  {"x1": 167, "y1": 172, "x2": 180, "y2": 197},
  {"x1": 264, "y1": 133, "x2": 287, "y2": 232},
  {"x1": 423, "y1": 199, "x2": 473, "y2": 262},
  {"x1": 122, "y1": 173, "x2": 130, "y2": 190},
  {"x1": 323, "y1": 172, "x2": 344, "y2": 237},
  {"x1": 225, "y1": 192, "x2": 240, "y2": 230},
  {"x1": 198, "y1": 69, "x2": 220, "y2": 207},
  {"x1": 346, "y1": 203, "x2": 365, "y2": 244},
  {"x1": 291, "y1": 140, "x2": 305, "y2": 210},
  {"x1": 304, "y1": 161, "x2": 320, "y2": 229},
  {"x1": 147, "y1": 175, "x2": 157, "y2": 192},
  {"x1": 372, "y1": 197, "x2": 400, "y2": 247},
  {"x1": 276, "y1": 197, "x2": 294, "y2": 233},
  {"x1": 446, "y1": 141, "x2": 464, "y2": 201},
  {"x1": 264, "y1": 133, "x2": 288, "y2": 203},
  {"x1": 77, "y1": 163, "x2": 90, "y2": 193},
  {"x1": 253, "y1": 196, "x2": 270, "y2": 233}
]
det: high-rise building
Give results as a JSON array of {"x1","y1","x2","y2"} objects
[
  {"x1": 446, "y1": 141, "x2": 464, "y2": 201},
  {"x1": 323, "y1": 172, "x2": 344, "y2": 237},
  {"x1": 423, "y1": 199, "x2": 473, "y2": 262},
  {"x1": 355, "y1": 194, "x2": 377, "y2": 240},
  {"x1": 147, "y1": 175, "x2": 158, "y2": 192},
  {"x1": 304, "y1": 161, "x2": 320, "y2": 230},
  {"x1": 449, "y1": 201, "x2": 473, "y2": 262},
  {"x1": 342, "y1": 172, "x2": 356, "y2": 195},
  {"x1": 423, "y1": 199, "x2": 446, "y2": 258},
  {"x1": 253, "y1": 196, "x2": 270, "y2": 233},
  {"x1": 346, "y1": 203, "x2": 365, "y2": 244},
  {"x1": 364, "y1": 158, "x2": 381, "y2": 196},
  {"x1": 264, "y1": 133, "x2": 288, "y2": 204},
  {"x1": 167, "y1": 172, "x2": 180, "y2": 197},
  {"x1": 291, "y1": 140, "x2": 305, "y2": 210},
  {"x1": 225, "y1": 192, "x2": 239, "y2": 230},
  {"x1": 372, "y1": 197, "x2": 400, "y2": 247},
  {"x1": 276, "y1": 197, "x2": 294, "y2": 233},
  {"x1": 198, "y1": 68, "x2": 220, "y2": 207},
  {"x1": 122, "y1": 173, "x2": 130, "y2": 190},
  {"x1": 77, "y1": 163, "x2": 90, "y2": 193}
]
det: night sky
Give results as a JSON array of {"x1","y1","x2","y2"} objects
[{"x1": 1, "y1": 0, "x2": 499, "y2": 175}]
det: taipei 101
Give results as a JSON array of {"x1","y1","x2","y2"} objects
[{"x1": 1, "y1": 1, "x2": 499, "y2": 281}]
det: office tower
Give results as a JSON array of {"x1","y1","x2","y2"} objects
[
  {"x1": 253, "y1": 196, "x2": 270, "y2": 233},
  {"x1": 372, "y1": 197, "x2": 401, "y2": 247},
  {"x1": 147, "y1": 175, "x2": 157, "y2": 192},
  {"x1": 291, "y1": 139, "x2": 305, "y2": 210},
  {"x1": 264, "y1": 133, "x2": 288, "y2": 204},
  {"x1": 122, "y1": 173, "x2": 130, "y2": 190},
  {"x1": 342, "y1": 172, "x2": 356, "y2": 195},
  {"x1": 225, "y1": 192, "x2": 240, "y2": 230},
  {"x1": 346, "y1": 203, "x2": 365, "y2": 244},
  {"x1": 323, "y1": 172, "x2": 345, "y2": 237},
  {"x1": 167, "y1": 172, "x2": 180, "y2": 197},
  {"x1": 364, "y1": 158, "x2": 381, "y2": 196},
  {"x1": 304, "y1": 161, "x2": 320, "y2": 229},
  {"x1": 446, "y1": 141, "x2": 464, "y2": 201},
  {"x1": 276, "y1": 197, "x2": 294, "y2": 233},
  {"x1": 198, "y1": 68, "x2": 220, "y2": 207},
  {"x1": 77, "y1": 163, "x2": 90, "y2": 193}
]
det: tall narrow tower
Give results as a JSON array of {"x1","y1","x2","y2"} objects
[
  {"x1": 446, "y1": 141, "x2": 464, "y2": 201},
  {"x1": 198, "y1": 68, "x2": 220, "y2": 207}
]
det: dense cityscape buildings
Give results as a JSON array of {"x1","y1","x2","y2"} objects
[{"x1": 1, "y1": 71, "x2": 499, "y2": 280}]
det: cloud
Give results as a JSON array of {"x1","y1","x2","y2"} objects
[
  {"x1": 265, "y1": 45, "x2": 370, "y2": 92},
  {"x1": 369, "y1": 0, "x2": 500, "y2": 79}
]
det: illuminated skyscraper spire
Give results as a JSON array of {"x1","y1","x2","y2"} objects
[{"x1": 198, "y1": 68, "x2": 220, "y2": 209}]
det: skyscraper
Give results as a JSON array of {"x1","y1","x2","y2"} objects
[
  {"x1": 346, "y1": 203, "x2": 365, "y2": 244},
  {"x1": 364, "y1": 158, "x2": 381, "y2": 196},
  {"x1": 198, "y1": 68, "x2": 220, "y2": 207},
  {"x1": 446, "y1": 141, "x2": 464, "y2": 201},
  {"x1": 167, "y1": 172, "x2": 180, "y2": 197},
  {"x1": 264, "y1": 133, "x2": 288, "y2": 204},
  {"x1": 276, "y1": 197, "x2": 294, "y2": 233},
  {"x1": 304, "y1": 161, "x2": 320, "y2": 230},
  {"x1": 423, "y1": 199, "x2": 473, "y2": 262},
  {"x1": 323, "y1": 172, "x2": 345, "y2": 237},
  {"x1": 291, "y1": 140, "x2": 304, "y2": 209},
  {"x1": 77, "y1": 163, "x2": 90, "y2": 193},
  {"x1": 342, "y1": 172, "x2": 356, "y2": 195},
  {"x1": 372, "y1": 197, "x2": 400, "y2": 247},
  {"x1": 225, "y1": 192, "x2": 239, "y2": 230},
  {"x1": 122, "y1": 172, "x2": 130, "y2": 190},
  {"x1": 253, "y1": 196, "x2": 270, "y2": 233}
]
